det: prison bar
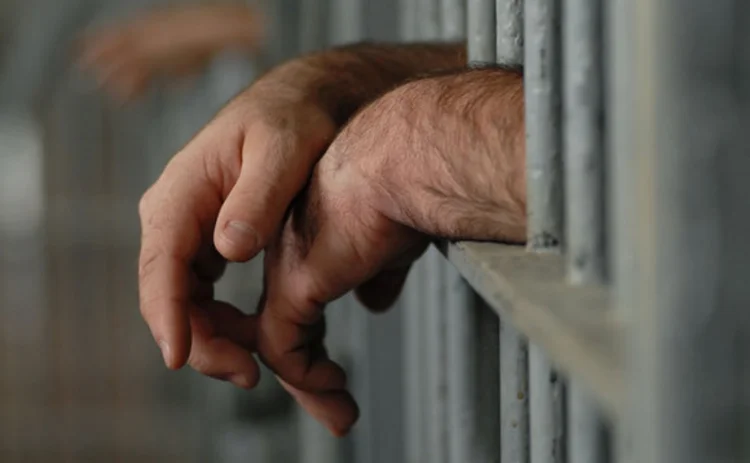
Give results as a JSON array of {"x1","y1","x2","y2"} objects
[
  {"x1": 561, "y1": 0, "x2": 610, "y2": 461},
  {"x1": 286, "y1": 0, "x2": 747, "y2": 462},
  {"x1": 523, "y1": 1, "x2": 568, "y2": 463},
  {"x1": 493, "y1": 3, "x2": 532, "y2": 463}
]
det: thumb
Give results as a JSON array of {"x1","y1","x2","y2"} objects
[{"x1": 213, "y1": 112, "x2": 337, "y2": 262}]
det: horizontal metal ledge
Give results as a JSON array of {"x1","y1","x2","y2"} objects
[{"x1": 437, "y1": 241, "x2": 625, "y2": 420}]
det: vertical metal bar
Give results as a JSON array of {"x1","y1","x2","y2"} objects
[
  {"x1": 437, "y1": 3, "x2": 501, "y2": 462},
  {"x1": 568, "y1": 384, "x2": 609, "y2": 463},
  {"x1": 619, "y1": 1, "x2": 750, "y2": 463},
  {"x1": 417, "y1": 0, "x2": 441, "y2": 40},
  {"x1": 445, "y1": 266, "x2": 477, "y2": 463},
  {"x1": 399, "y1": 0, "x2": 425, "y2": 459},
  {"x1": 500, "y1": 322, "x2": 529, "y2": 463},
  {"x1": 529, "y1": 346, "x2": 565, "y2": 463},
  {"x1": 401, "y1": 0, "x2": 419, "y2": 42},
  {"x1": 607, "y1": 0, "x2": 634, "y2": 459},
  {"x1": 525, "y1": 0, "x2": 563, "y2": 251},
  {"x1": 404, "y1": 257, "x2": 428, "y2": 463},
  {"x1": 425, "y1": 249, "x2": 449, "y2": 463},
  {"x1": 328, "y1": 0, "x2": 364, "y2": 45},
  {"x1": 299, "y1": 0, "x2": 328, "y2": 52},
  {"x1": 561, "y1": 0, "x2": 609, "y2": 462},
  {"x1": 524, "y1": 1, "x2": 565, "y2": 463},
  {"x1": 468, "y1": 0, "x2": 497, "y2": 64},
  {"x1": 440, "y1": 0, "x2": 466, "y2": 40},
  {"x1": 419, "y1": 2, "x2": 447, "y2": 460},
  {"x1": 494, "y1": 3, "x2": 530, "y2": 463},
  {"x1": 496, "y1": 0, "x2": 524, "y2": 65},
  {"x1": 562, "y1": 0, "x2": 605, "y2": 284}
]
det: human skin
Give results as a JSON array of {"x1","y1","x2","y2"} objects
[
  {"x1": 136, "y1": 42, "x2": 526, "y2": 435},
  {"x1": 76, "y1": 3, "x2": 266, "y2": 102},
  {"x1": 256, "y1": 67, "x2": 526, "y2": 435}
]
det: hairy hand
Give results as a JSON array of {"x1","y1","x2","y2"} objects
[
  {"x1": 257, "y1": 69, "x2": 527, "y2": 435},
  {"x1": 77, "y1": 4, "x2": 264, "y2": 102},
  {"x1": 137, "y1": 80, "x2": 336, "y2": 391},
  {"x1": 135, "y1": 43, "x2": 474, "y2": 430}
]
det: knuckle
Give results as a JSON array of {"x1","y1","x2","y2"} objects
[
  {"x1": 137, "y1": 188, "x2": 152, "y2": 220},
  {"x1": 137, "y1": 248, "x2": 159, "y2": 284}
]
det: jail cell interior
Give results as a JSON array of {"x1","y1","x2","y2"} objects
[{"x1": 0, "y1": 0, "x2": 747, "y2": 462}]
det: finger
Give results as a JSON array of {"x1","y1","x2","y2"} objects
[
  {"x1": 354, "y1": 265, "x2": 412, "y2": 313},
  {"x1": 138, "y1": 147, "x2": 227, "y2": 369},
  {"x1": 188, "y1": 304, "x2": 259, "y2": 389},
  {"x1": 213, "y1": 108, "x2": 337, "y2": 262},
  {"x1": 206, "y1": 300, "x2": 258, "y2": 351},
  {"x1": 279, "y1": 379, "x2": 359, "y2": 437},
  {"x1": 258, "y1": 309, "x2": 347, "y2": 392}
]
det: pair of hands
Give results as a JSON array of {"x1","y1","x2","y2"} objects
[
  {"x1": 137, "y1": 64, "x2": 436, "y2": 435},
  {"x1": 136, "y1": 36, "x2": 527, "y2": 433}
]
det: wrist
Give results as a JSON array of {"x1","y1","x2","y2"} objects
[{"x1": 331, "y1": 73, "x2": 527, "y2": 243}]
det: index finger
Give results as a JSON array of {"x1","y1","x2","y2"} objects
[{"x1": 138, "y1": 127, "x2": 236, "y2": 369}]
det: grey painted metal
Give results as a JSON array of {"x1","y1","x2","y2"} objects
[
  {"x1": 568, "y1": 381, "x2": 609, "y2": 463},
  {"x1": 561, "y1": 0, "x2": 608, "y2": 461},
  {"x1": 495, "y1": 0, "x2": 524, "y2": 64},
  {"x1": 445, "y1": 266, "x2": 477, "y2": 463},
  {"x1": 500, "y1": 321, "x2": 529, "y2": 463},
  {"x1": 299, "y1": 0, "x2": 328, "y2": 52},
  {"x1": 621, "y1": 1, "x2": 750, "y2": 463},
  {"x1": 524, "y1": 1, "x2": 566, "y2": 462},
  {"x1": 400, "y1": 0, "x2": 419, "y2": 41},
  {"x1": 492, "y1": 4, "x2": 530, "y2": 463},
  {"x1": 468, "y1": 0, "x2": 496, "y2": 63},
  {"x1": 607, "y1": 0, "x2": 635, "y2": 460},
  {"x1": 562, "y1": 0, "x2": 604, "y2": 284},
  {"x1": 441, "y1": 243, "x2": 623, "y2": 417},
  {"x1": 399, "y1": 1, "x2": 424, "y2": 460},
  {"x1": 445, "y1": 265, "x2": 501, "y2": 463},
  {"x1": 475, "y1": 299, "x2": 502, "y2": 463},
  {"x1": 440, "y1": 0, "x2": 465, "y2": 40},
  {"x1": 424, "y1": 249, "x2": 449, "y2": 463},
  {"x1": 437, "y1": 4, "x2": 495, "y2": 463},
  {"x1": 328, "y1": 0, "x2": 363, "y2": 45},
  {"x1": 416, "y1": 0, "x2": 441, "y2": 40},
  {"x1": 524, "y1": 0, "x2": 563, "y2": 250},
  {"x1": 529, "y1": 345, "x2": 565, "y2": 463},
  {"x1": 299, "y1": 408, "x2": 343, "y2": 463},
  {"x1": 404, "y1": 257, "x2": 428, "y2": 463}
]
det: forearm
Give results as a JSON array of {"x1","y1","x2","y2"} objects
[
  {"x1": 249, "y1": 42, "x2": 467, "y2": 124},
  {"x1": 347, "y1": 67, "x2": 527, "y2": 243}
]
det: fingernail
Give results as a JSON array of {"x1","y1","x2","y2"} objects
[
  {"x1": 158, "y1": 340, "x2": 171, "y2": 367},
  {"x1": 222, "y1": 221, "x2": 258, "y2": 251},
  {"x1": 230, "y1": 373, "x2": 253, "y2": 390}
]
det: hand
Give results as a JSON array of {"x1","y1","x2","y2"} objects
[
  {"x1": 137, "y1": 43, "x2": 470, "y2": 378},
  {"x1": 256, "y1": 70, "x2": 527, "y2": 435},
  {"x1": 137, "y1": 75, "x2": 337, "y2": 391},
  {"x1": 77, "y1": 4, "x2": 264, "y2": 102},
  {"x1": 136, "y1": 43, "x2": 474, "y2": 431}
]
